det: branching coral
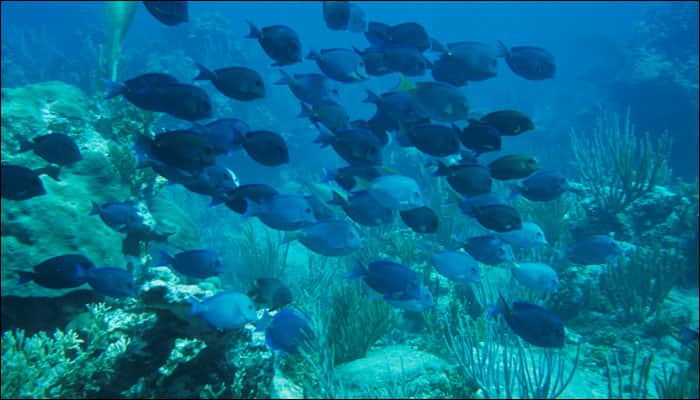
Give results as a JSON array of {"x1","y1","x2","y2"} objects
[{"x1": 569, "y1": 109, "x2": 672, "y2": 218}]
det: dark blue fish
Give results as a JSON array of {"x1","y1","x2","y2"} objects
[
  {"x1": 1, "y1": 163, "x2": 60, "y2": 200},
  {"x1": 182, "y1": 165, "x2": 239, "y2": 206},
  {"x1": 191, "y1": 118, "x2": 250, "y2": 156},
  {"x1": 498, "y1": 41, "x2": 555, "y2": 80},
  {"x1": 322, "y1": 165, "x2": 384, "y2": 191},
  {"x1": 90, "y1": 201, "x2": 144, "y2": 233},
  {"x1": 134, "y1": 130, "x2": 216, "y2": 172},
  {"x1": 328, "y1": 190, "x2": 393, "y2": 227},
  {"x1": 367, "y1": 22, "x2": 431, "y2": 52},
  {"x1": 143, "y1": 1, "x2": 188, "y2": 26},
  {"x1": 257, "y1": 309, "x2": 314, "y2": 355},
  {"x1": 275, "y1": 70, "x2": 339, "y2": 106},
  {"x1": 489, "y1": 296, "x2": 565, "y2": 348},
  {"x1": 122, "y1": 229, "x2": 174, "y2": 257},
  {"x1": 194, "y1": 64, "x2": 265, "y2": 101},
  {"x1": 248, "y1": 277, "x2": 293, "y2": 311},
  {"x1": 354, "y1": 47, "x2": 392, "y2": 77},
  {"x1": 458, "y1": 120, "x2": 502, "y2": 154},
  {"x1": 103, "y1": 73, "x2": 180, "y2": 110},
  {"x1": 234, "y1": 130, "x2": 290, "y2": 167},
  {"x1": 363, "y1": 89, "x2": 429, "y2": 124},
  {"x1": 461, "y1": 235, "x2": 514, "y2": 265},
  {"x1": 17, "y1": 254, "x2": 95, "y2": 289},
  {"x1": 246, "y1": 21, "x2": 302, "y2": 66},
  {"x1": 428, "y1": 248, "x2": 481, "y2": 283},
  {"x1": 381, "y1": 46, "x2": 432, "y2": 76},
  {"x1": 567, "y1": 235, "x2": 624, "y2": 265},
  {"x1": 479, "y1": 110, "x2": 534, "y2": 136},
  {"x1": 323, "y1": 1, "x2": 351, "y2": 30},
  {"x1": 159, "y1": 249, "x2": 223, "y2": 278},
  {"x1": 431, "y1": 41, "x2": 499, "y2": 85},
  {"x1": 189, "y1": 291, "x2": 257, "y2": 330},
  {"x1": 431, "y1": 159, "x2": 492, "y2": 196},
  {"x1": 299, "y1": 100, "x2": 350, "y2": 132},
  {"x1": 307, "y1": 48, "x2": 367, "y2": 83},
  {"x1": 398, "y1": 122, "x2": 462, "y2": 157},
  {"x1": 86, "y1": 267, "x2": 136, "y2": 297},
  {"x1": 225, "y1": 183, "x2": 279, "y2": 214},
  {"x1": 400, "y1": 206, "x2": 438, "y2": 233},
  {"x1": 17, "y1": 133, "x2": 82, "y2": 166},
  {"x1": 347, "y1": 259, "x2": 423, "y2": 300},
  {"x1": 155, "y1": 83, "x2": 213, "y2": 121},
  {"x1": 459, "y1": 193, "x2": 522, "y2": 232},
  {"x1": 314, "y1": 123, "x2": 383, "y2": 166},
  {"x1": 350, "y1": 117, "x2": 391, "y2": 147},
  {"x1": 510, "y1": 169, "x2": 572, "y2": 202}
]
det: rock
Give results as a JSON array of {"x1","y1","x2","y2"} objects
[{"x1": 334, "y1": 345, "x2": 452, "y2": 398}]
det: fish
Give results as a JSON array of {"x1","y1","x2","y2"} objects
[
  {"x1": 285, "y1": 218, "x2": 364, "y2": 256},
  {"x1": 17, "y1": 254, "x2": 95, "y2": 289},
  {"x1": 159, "y1": 249, "x2": 223, "y2": 278},
  {"x1": 299, "y1": 100, "x2": 350, "y2": 132},
  {"x1": 509, "y1": 262, "x2": 559, "y2": 293},
  {"x1": 458, "y1": 120, "x2": 502, "y2": 154},
  {"x1": 352, "y1": 116, "x2": 391, "y2": 146},
  {"x1": 498, "y1": 221, "x2": 548, "y2": 248},
  {"x1": 405, "y1": 80, "x2": 470, "y2": 122},
  {"x1": 346, "y1": 4, "x2": 367, "y2": 33},
  {"x1": 194, "y1": 63, "x2": 265, "y2": 101},
  {"x1": 479, "y1": 110, "x2": 534, "y2": 136},
  {"x1": 327, "y1": 190, "x2": 394, "y2": 227},
  {"x1": 89, "y1": 201, "x2": 144, "y2": 233},
  {"x1": 246, "y1": 21, "x2": 302, "y2": 66},
  {"x1": 191, "y1": 118, "x2": 250, "y2": 156},
  {"x1": 257, "y1": 309, "x2": 314, "y2": 355},
  {"x1": 313, "y1": 123, "x2": 383, "y2": 166},
  {"x1": 224, "y1": 184, "x2": 279, "y2": 214},
  {"x1": 155, "y1": 83, "x2": 213, "y2": 121},
  {"x1": 398, "y1": 122, "x2": 462, "y2": 157},
  {"x1": 510, "y1": 169, "x2": 572, "y2": 202},
  {"x1": 383, "y1": 284, "x2": 435, "y2": 312},
  {"x1": 460, "y1": 235, "x2": 514, "y2": 265},
  {"x1": 400, "y1": 206, "x2": 438, "y2": 233},
  {"x1": 354, "y1": 47, "x2": 392, "y2": 77},
  {"x1": 244, "y1": 193, "x2": 317, "y2": 231},
  {"x1": 368, "y1": 22, "x2": 431, "y2": 51},
  {"x1": 182, "y1": 165, "x2": 239, "y2": 206},
  {"x1": 275, "y1": 70, "x2": 339, "y2": 106},
  {"x1": 430, "y1": 159, "x2": 492, "y2": 196},
  {"x1": 488, "y1": 154, "x2": 540, "y2": 180},
  {"x1": 681, "y1": 326, "x2": 699, "y2": 346},
  {"x1": 307, "y1": 48, "x2": 367, "y2": 83},
  {"x1": 85, "y1": 267, "x2": 136, "y2": 297},
  {"x1": 234, "y1": 130, "x2": 290, "y2": 167},
  {"x1": 189, "y1": 291, "x2": 258, "y2": 330},
  {"x1": 135, "y1": 130, "x2": 216, "y2": 172},
  {"x1": 567, "y1": 235, "x2": 624, "y2": 265},
  {"x1": 143, "y1": 1, "x2": 188, "y2": 26},
  {"x1": 363, "y1": 89, "x2": 429, "y2": 124},
  {"x1": 498, "y1": 41, "x2": 555, "y2": 80},
  {"x1": 17, "y1": 133, "x2": 82, "y2": 166},
  {"x1": 428, "y1": 248, "x2": 481, "y2": 283},
  {"x1": 1, "y1": 163, "x2": 60, "y2": 200},
  {"x1": 489, "y1": 295, "x2": 565, "y2": 348},
  {"x1": 248, "y1": 277, "x2": 293, "y2": 311},
  {"x1": 322, "y1": 164, "x2": 384, "y2": 191},
  {"x1": 347, "y1": 259, "x2": 423, "y2": 300},
  {"x1": 380, "y1": 46, "x2": 432, "y2": 76},
  {"x1": 122, "y1": 229, "x2": 174, "y2": 257},
  {"x1": 431, "y1": 41, "x2": 499, "y2": 85},
  {"x1": 102, "y1": 72, "x2": 179, "y2": 110},
  {"x1": 459, "y1": 193, "x2": 522, "y2": 232},
  {"x1": 354, "y1": 174, "x2": 424, "y2": 211},
  {"x1": 322, "y1": 1, "x2": 351, "y2": 30}
]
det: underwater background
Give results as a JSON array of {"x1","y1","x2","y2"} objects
[{"x1": 1, "y1": 1, "x2": 698, "y2": 398}]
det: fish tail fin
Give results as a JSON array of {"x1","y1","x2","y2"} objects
[
  {"x1": 133, "y1": 135, "x2": 154, "y2": 168},
  {"x1": 486, "y1": 292, "x2": 509, "y2": 318},
  {"x1": 255, "y1": 309, "x2": 273, "y2": 332},
  {"x1": 320, "y1": 167, "x2": 337, "y2": 184},
  {"x1": 429, "y1": 159, "x2": 449, "y2": 177},
  {"x1": 282, "y1": 231, "x2": 300, "y2": 244},
  {"x1": 89, "y1": 201, "x2": 101, "y2": 216},
  {"x1": 242, "y1": 197, "x2": 264, "y2": 218},
  {"x1": 312, "y1": 122, "x2": 334, "y2": 148},
  {"x1": 298, "y1": 102, "x2": 313, "y2": 118},
  {"x1": 362, "y1": 89, "x2": 380, "y2": 104},
  {"x1": 187, "y1": 297, "x2": 200, "y2": 317},
  {"x1": 158, "y1": 250, "x2": 174, "y2": 266},
  {"x1": 681, "y1": 326, "x2": 699, "y2": 346},
  {"x1": 194, "y1": 63, "x2": 216, "y2": 81},
  {"x1": 430, "y1": 37, "x2": 448, "y2": 53},
  {"x1": 274, "y1": 69, "x2": 293, "y2": 85},
  {"x1": 508, "y1": 183, "x2": 522, "y2": 200},
  {"x1": 102, "y1": 78, "x2": 127, "y2": 99},
  {"x1": 245, "y1": 20, "x2": 260, "y2": 38},
  {"x1": 16, "y1": 271, "x2": 34, "y2": 285},
  {"x1": 34, "y1": 165, "x2": 61, "y2": 182},
  {"x1": 306, "y1": 49, "x2": 320, "y2": 61},
  {"x1": 496, "y1": 40, "x2": 509, "y2": 58},
  {"x1": 327, "y1": 190, "x2": 347, "y2": 207},
  {"x1": 17, "y1": 136, "x2": 34, "y2": 153},
  {"x1": 345, "y1": 260, "x2": 368, "y2": 280}
]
